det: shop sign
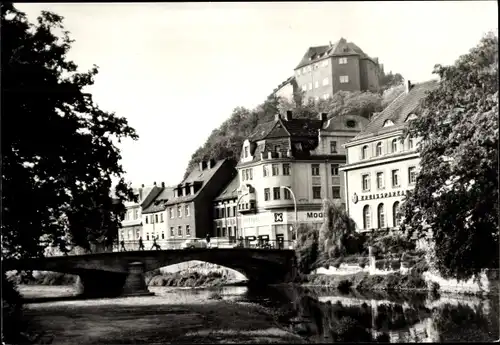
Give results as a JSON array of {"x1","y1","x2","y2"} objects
[{"x1": 359, "y1": 189, "x2": 411, "y2": 202}]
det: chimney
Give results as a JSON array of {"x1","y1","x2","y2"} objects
[
  {"x1": 285, "y1": 110, "x2": 293, "y2": 121},
  {"x1": 274, "y1": 113, "x2": 281, "y2": 121},
  {"x1": 138, "y1": 187, "x2": 143, "y2": 202},
  {"x1": 141, "y1": 184, "x2": 145, "y2": 188},
  {"x1": 319, "y1": 112, "x2": 328, "y2": 122},
  {"x1": 153, "y1": 181, "x2": 156, "y2": 186},
  {"x1": 329, "y1": 40, "x2": 332, "y2": 47},
  {"x1": 405, "y1": 80, "x2": 412, "y2": 94},
  {"x1": 161, "y1": 182, "x2": 165, "y2": 188}
]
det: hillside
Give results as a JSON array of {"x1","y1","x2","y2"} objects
[{"x1": 183, "y1": 78, "x2": 404, "y2": 178}]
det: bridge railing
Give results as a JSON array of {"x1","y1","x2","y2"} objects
[{"x1": 113, "y1": 238, "x2": 296, "y2": 252}]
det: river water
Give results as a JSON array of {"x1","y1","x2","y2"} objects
[{"x1": 19, "y1": 284, "x2": 500, "y2": 343}]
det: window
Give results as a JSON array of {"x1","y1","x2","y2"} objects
[
  {"x1": 160, "y1": 213, "x2": 164, "y2": 223},
  {"x1": 155, "y1": 214, "x2": 158, "y2": 223},
  {"x1": 150, "y1": 215, "x2": 154, "y2": 224},
  {"x1": 312, "y1": 186, "x2": 322, "y2": 199},
  {"x1": 362, "y1": 145, "x2": 369, "y2": 159},
  {"x1": 170, "y1": 227, "x2": 174, "y2": 236},
  {"x1": 308, "y1": 82, "x2": 312, "y2": 90},
  {"x1": 282, "y1": 163, "x2": 290, "y2": 176},
  {"x1": 222, "y1": 227, "x2": 226, "y2": 237},
  {"x1": 244, "y1": 146, "x2": 249, "y2": 158},
  {"x1": 221, "y1": 208, "x2": 225, "y2": 218},
  {"x1": 383, "y1": 120, "x2": 395, "y2": 127},
  {"x1": 392, "y1": 170, "x2": 400, "y2": 187},
  {"x1": 274, "y1": 145, "x2": 281, "y2": 153},
  {"x1": 263, "y1": 165, "x2": 269, "y2": 177},
  {"x1": 272, "y1": 164, "x2": 279, "y2": 176},
  {"x1": 330, "y1": 141, "x2": 337, "y2": 153},
  {"x1": 134, "y1": 209, "x2": 139, "y2": 219},
  {"x1": 311, "y1": 164, "x2": 320, "y2": 176},
  {"x1": 376, "y1": 172, "x2": 384, "y2": 189},
  {"x1": 186, "y1": 225, "x2": 191, "y2": 236},
  {"x1": 346, "y1": 120, "x2": 356, "y2": 128},
  {"x1": 314, "y1": 81, "x2": 319, "y2": 88},
  {"x1": 331, "y1": 164, "x2": 339, "y2": 176},
  {"x1": 177, "y1": 205, "x2": 182, "y2": 217},
  {"x1": 284, "y1": 187, "x2": 291, "y2": 200},
  {"x1": 322, "y1": 77, "x2": 329, "y2": 86},
  {"x1": 169, "y1": 208, "x2": 174, "y2": 219},
  {"x1": 408, "y1": 167, "x2": 417, "y2": 184},
  {"x1": 185, "y1": 204, "x2": 190, "y2": 217},
  {"x1": 233, "y1": 206, "x2": 236, "y2": 216},
  {"x1": 216, "y1": 227, "x2": 221, "y2": 237},
  {"x1": 273, "y1": 187, "x2": 281, "y2": 200},
  {"x1": 322, "y1": 94, "x2": 329, "y2": 100},
  {"x1": 228, "y1": 226, "x2": 232, "y2": 236},
  {"x1": 338, "y1": 57, "x2": 348, "y2": 64},
  {"x1": 264, "y1": 188, "x2": 270, "y2": 201},
  {"x1": 391, "y1": 139, "x2": 398, "y2": 153},
  {"x1": 363, "y1": 205, "x2": 371, "y2": 229},
  {"x1": 177, "y1": 226, "x2": 182, "y2": 236},
  {"x1": 332, "y1": 186, "x2": 341, "y2": 199},
  {"x1": 393, "y1": 202, "x2": 401, "y2": 227},
  {"x1": 145, "y1": 216, "x2": 149, "y2": 224},
  {"x1": 362, "y1": 174, "x2": 370, "y2": 191},
  {"x1": 340, "y1": 75, "x2": 349, "y2": 83},
  {"x1": 409, "y1": 137, "x2": 415, "y2": 150},
  {"x1": 376, "y1": 142, "x2": 383, "y2": 156},
  {"x1": 146, "y1": 233, "x2": 150, "y2": 241},
  {"x1": 377, "y1": 203, "x2": 385, "y2": 228},
  {"x1": 161, "y1": 232, "x2": 165, "y2": 239}
]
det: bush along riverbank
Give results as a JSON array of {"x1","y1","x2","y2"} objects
[{"x1": 145, "y1": 270, "x2": 241, "y2": 288}]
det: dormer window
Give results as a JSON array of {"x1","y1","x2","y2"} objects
[
  {"x1": 244, "y1": 146, "x2": 249, "y2": 158},
  {"x1": 405, "y1": 113, "x2": 418, "y2": 122},
  {"x1": 383, "y1": 119, "x2": 395, "y2": 127},
  {"x1": 346, "y1": 120, "x2": 356, "y2": 128}
]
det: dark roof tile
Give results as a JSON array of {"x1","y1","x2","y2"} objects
[{"x1": 214, "y1": 175, "x2": 240, "y2": 202}]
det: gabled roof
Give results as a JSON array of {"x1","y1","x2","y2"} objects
[
  {"x1": 350, "y1": 80, "x2": 439, "y2": 142},
  {"x1": 164, "y1": 159, "x2": 232, "y2": 206},
  {"x1": 247, "y1": 117, "x2": 323, "y2": 143},
  {"x1": 214, "y1": 175, "x2": 240, "y2": 202},
  {"x1": 273, "y1": 76, "x2": 295, "y2": 93},
  {"x1": 295, "y1": 38, "x2": 373, "y2": 70},
  {"x1": 142, "y1": 186, "x2": 175, "y2": 214}
]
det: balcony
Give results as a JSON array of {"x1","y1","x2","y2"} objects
[{"x1": 259, "y1": 150, "x2": 293, "y2": 161}]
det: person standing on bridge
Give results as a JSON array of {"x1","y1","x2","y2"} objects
[
  {"x1": 138, "y1": 236, "x2": 145, "y2": 251},
  {"x1": 205, "y1": 233, "x2": 211, "y2": 248},
  {"x1": 120, "y1": 239, "x2": 126, "y2": 252},
  {"x1": 151, "y1": 236, "x2": 161, "y2": 250}
]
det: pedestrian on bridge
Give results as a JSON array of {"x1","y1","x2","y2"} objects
[
  {"x1": 138, "y1": 237, "x2": 145, "y2": 251},
  {"x1": 206, "y1": 233, "x2": 211, "y2": 248},
  {"x1": 120, "y1": 239, "x2": 126, "y2": 252},
  {"x1": 151, "y1": 236, "x2": 161, "y2": 250}
]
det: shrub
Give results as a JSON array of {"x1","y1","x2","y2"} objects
[
  {"x1": 337, "y1": 279, "x2": 353, "y2": 292},
  {"x1": 2, "y1": 273, "x2": 26, "y2": 344},
  {"x1": 295, "y1": 224, "x2": 319, "y2": 275}
]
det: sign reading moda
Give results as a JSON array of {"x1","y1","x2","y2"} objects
[
  {"x1": 352, "y1": 189, "x2": 412, "y2": 204},
  {"x1": 273, "y1": 211, "x2": 324, "y2": 223}
]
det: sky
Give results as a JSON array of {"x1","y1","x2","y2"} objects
[{"x1": 16, "y1": 1, "x2": 498, "y2": 187}]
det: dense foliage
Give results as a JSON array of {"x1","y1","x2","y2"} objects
[
  {"x1": 295, "y1": 224, "x2": 319, "y2": 274},
  {"x1": 401, "y1": 32, "x2": 499, "y2": 281},
  {"x1": 184, "y1": 77, "x2": 404, "y2": 178},
  {"x1": 2, "y1": 3, "x2": 138, "y2": 259}
]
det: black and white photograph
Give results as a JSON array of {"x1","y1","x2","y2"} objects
[{"x1": 2, "y1": 1, "x2": 499, "y2": 344}]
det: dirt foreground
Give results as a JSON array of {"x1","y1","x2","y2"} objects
[{"x1": 20, "y1": 287, "x2": 304, "y2": 344}]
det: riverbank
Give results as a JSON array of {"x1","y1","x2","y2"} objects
[{"x1": 19, "y1": 285, "x2": 304, "y2": 344}]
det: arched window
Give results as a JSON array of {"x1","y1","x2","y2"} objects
[
  {"x1": 362, "y1": 145, "x2": 369, "y2": 159},
  {"x1": 363, "y1": 205, "x2": 371, "y2": 229},
  {"x1": 391, "y1": 139, "x2": 398, "y2": 153},
  {"x1": 377, "y1": 203, "x2": 385, "y2": 228},
  {"x1": 376, "y1": 142, "x2": 383, "y2": 156},
  {"x1": 393, "y1": 202, "x2": 400, "y2": 227}
]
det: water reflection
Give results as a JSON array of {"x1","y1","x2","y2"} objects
[{"x1": 236, "y1": 285, "x2": 499, "y2": 343}]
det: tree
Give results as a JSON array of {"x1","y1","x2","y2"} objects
[
  {"x1": 401, "y1": 32, "x2": 499, "y2": 281},
  {"x1": 318, "y1": 200, "x2": 357, "y2": 262},
  {"x1": 295, "y1": 224, "x2": 319, "y2": 274},
  {"x1": 1, "y1": 3, "x2": 138, "y2": 259}
]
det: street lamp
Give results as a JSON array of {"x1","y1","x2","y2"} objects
[
  {"x1": 235, "y1": 191, "x2": 249, "y2": 239},
  {"x1": 281, "y1": 186, "x2": 297, "y2": 248}
]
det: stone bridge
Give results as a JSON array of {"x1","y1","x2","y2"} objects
[{"x1": 3, "y1": 248, "x2": 297, "y2": 297}]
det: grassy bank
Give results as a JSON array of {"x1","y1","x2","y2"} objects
[{"x1": 299, "y1": 271, "x2": 431, "y2": 293}]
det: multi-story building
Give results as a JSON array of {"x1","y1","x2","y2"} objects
[
  {"x1": 141, "y1": 183, "x2": 174, "y2": 247},
  {"x1": 158, "y1": 158, "x2": 236, "y2": 245},
  {"x1": 340, "y1": 80, "x2": 438, "y2": 232},
  {"x1": 294, "y1": 38, "x2": 383, "y2": 101},
  {"x1": 212, "y1": 175, "x2": 239, "y2": 239},
  {"x1": 216, "y1": 110, "x2": 369, "y2": 244},
  {"x1": 118, "y1": 184, "x2": 162, "y2": 250}
]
